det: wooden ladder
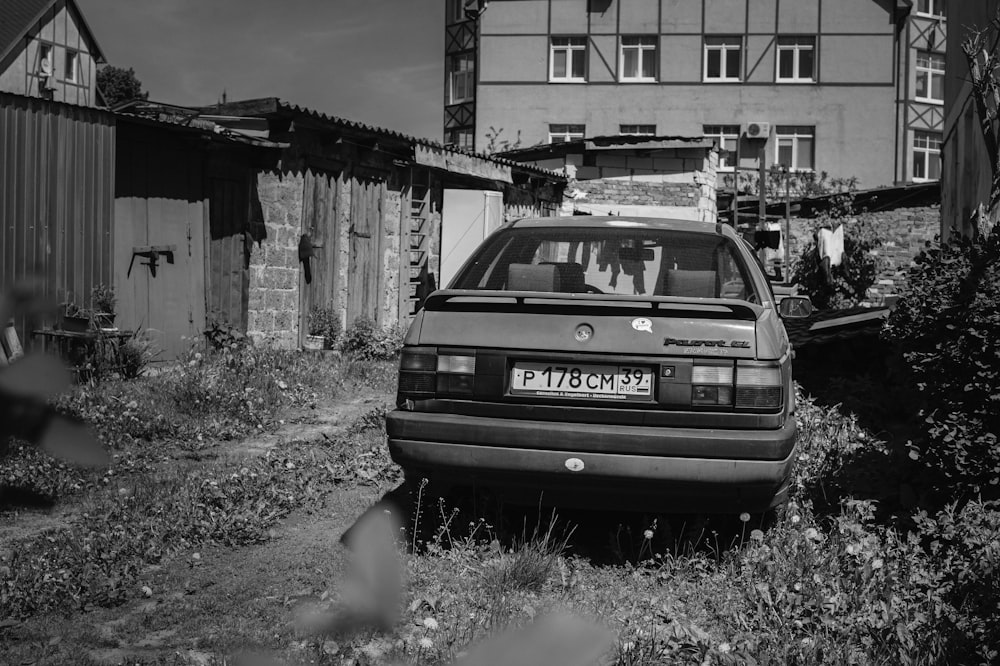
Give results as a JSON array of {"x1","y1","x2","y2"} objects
[
  {"x1": 402, "y1": 170, "x2": 433, "y2": 319},
  {"x1": 1, "y1": 319, "x2": 23, "y2": 366}
]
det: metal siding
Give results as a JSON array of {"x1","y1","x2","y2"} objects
[{"x1": 0, "y1": 92, "x2": 114, "y2": 349}]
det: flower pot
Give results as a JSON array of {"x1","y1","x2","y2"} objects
[
  {"x1": 303, "y1": 334, "x2": 325, "y2": 351},
  {"x1": 61, "y1": 314, "x2": 91, "y2": 333},
  {"x1": 95, "y1": 312, "x2": 116, "y2": 329}
]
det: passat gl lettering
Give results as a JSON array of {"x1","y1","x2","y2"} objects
[{"x1": 663, "y1": 337, "x2": 751, "y2": 348}]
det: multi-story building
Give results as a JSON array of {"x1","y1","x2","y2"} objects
[
  {"x1": 0, "y1": 0, "x2": 106, "y2": 107},
  {"x1": 444, "y1": 0, "x2": 946, "y2": 189}
]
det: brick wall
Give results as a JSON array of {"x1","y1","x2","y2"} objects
[
  {"x1": 571, "y1": 179, "x2": 701, "y2": 206},
  {"x1": 783, "y1": 205, "x2": 940, "y2": 304},
  {"x1": 247, "y1": 171, "x2": 303, "y2": 348}
]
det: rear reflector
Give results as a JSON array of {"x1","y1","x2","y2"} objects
[
  {"x1": 399, "y1": 372, "x2": 436, "y2": 394},
  {"x1": 400, "y1": 348, "x2": 437, "y2": 371},
  {"x1": 735, "y1": 361, "x2": 782, "y2": 410},
  {"x1": 736, "y1": 386, "x2": 782, "y2": 408}
]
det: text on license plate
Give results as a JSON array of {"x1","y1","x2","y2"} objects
[{"x1": 510, "y1": 362, "x2": 653, "y2": 401}]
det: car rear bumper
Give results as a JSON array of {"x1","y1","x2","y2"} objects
[{"x1": 386, "y1": 411, "x2": 797, "y2": 512}]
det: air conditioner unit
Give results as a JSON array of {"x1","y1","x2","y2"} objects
[{"x1": 744, "y1": 121, "x2": 771, "y2": 140}]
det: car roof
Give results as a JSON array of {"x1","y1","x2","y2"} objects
[{"x1": 507, "y1": 215, "x2": 735, "y2": 238}]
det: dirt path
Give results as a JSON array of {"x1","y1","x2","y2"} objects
[{"x1": 1, "y1": 392, "x2": 397, "y2": 665}]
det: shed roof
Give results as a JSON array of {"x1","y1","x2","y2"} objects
[
  {"x1": 497, "y1": 135, "x2": 716, "y2": 162},
  {"x1": 0, "y1": 0, "x2": 106, "y2": 65}
]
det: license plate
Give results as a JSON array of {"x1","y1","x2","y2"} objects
[{"x1": 510, "y1": 362, "x2": 653, "y2": 401}]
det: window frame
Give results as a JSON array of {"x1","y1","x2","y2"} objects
[
  {"x1": 914, "y1": 50, "x2": 945, "y2": 104},
  {"x1": 446, "y1": 0, "x2": 468, "y2": 24},
  {"x1": 619, "y1": 124, "x2": 656, "y2": 136},
  {"x1": 619, "y1": 36, "x2": 658, "y2": 83},
  {"x1": 703, "y1": 125, "x2": 741, "y2": 172},
  {"x1": 63, "y1": 48, "x2": 78, "y2": 84},
  {"x1": 915, "y1": 0, "x2": 946, "y2": 18},
  {"x1": 774, "y1": 125, "x2": 816, "y2": 173},
  {"x1": 912, "y1": 130, "x2": 942, "y2": 182},
  {"x1": 37, "y1": 43, "x2": 54, "y2": 75},
  {"x1": 703, "y1": 36, "x2": 743, "y2": 83},
  {"x1": 550, "y1": 36, "x2": 588, "y2": 83},
  {"x1": 775, "y1": 36, "x2": 816, "y2": 83},
  {"x1": 446, "y1": 52, "x2": 475, "y2": 105},
  {"x1": 548, "y1": 124, "x2": 585, "y2": 144}
]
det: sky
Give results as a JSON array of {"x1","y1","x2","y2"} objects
[{"x1": 78, "y1": 0, "x2": 445, "y2": 140}]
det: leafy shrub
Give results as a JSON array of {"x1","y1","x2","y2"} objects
[
  {"x1": 90, "y1": 283, "x2": 116, "y2": 314},
  {"x1": 117, "y1": 335, "x2": 152, "y2": 380},
  {"x1": 342, "y1": 316, "x2": 405, "y2": 360},
  {"x1": 792, "y1": 192, "x2": 890, "y2": 310},
  {"x1": 308, "y1": 305, "x2": 342, "y2": 349},
  {"x1": 883, "y1": 224, "x2": 1000, "y2": 494},
  {"x1": 202, "y1": 318, "x2": 248, "y2": 351}
]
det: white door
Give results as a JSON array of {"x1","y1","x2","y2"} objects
[{"x1": 440, "y1": 189, "x2": 503, "y2": 288}]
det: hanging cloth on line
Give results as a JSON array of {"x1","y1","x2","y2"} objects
[{"x1": 818, "y1": 224, "x2": 845, "y2": 267}]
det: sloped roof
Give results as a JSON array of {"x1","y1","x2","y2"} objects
[
  {"x1": 0, "y1": 0, "x2": 106, "y2": 65},
  {"x1": 497, "y1": 134, "x2": 715, "y2": 161}
]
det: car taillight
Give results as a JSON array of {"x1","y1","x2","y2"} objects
[
  {"x1": 735, "y1": 361, "x2": 782, "y2": 409},
  {"x1": 691, "y1": 364, "x2": 734, "y2": 406},
  {"x1": 397, "y1": 347, "x2": 476, "y2": 407}
]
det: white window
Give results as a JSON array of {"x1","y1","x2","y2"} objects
[
  {"x1": 703, "y1": 125, "x2": 741, "y2": 171},
  {"x1": 64, "y1": 49, "x2": 78, "y2": 83},
  {"x1": 916, "y1": 0, "x2": 946, "y2": 18},
  {"x1": 38, "y1": 43, "x2": 53, "y2": 75},
  {"x1": 704, "y1": 37, "x2": 742, "y2": 82},
  {"x1": 776, "y1": 37, "x2": 815, "y2": 82},
  {"x1": 915, "y1": 51, "x2": 945, "y2": 103},
  {"x1": 446, "y1": 0, "x2": 468, "y2": 24},
  {"x1": 620, "y1": 124, "x2": 656, "y2": 136},
  {"x1": 775, "y1": 125, "x2": 815, "y2": 172},
  {"x1": 913, "y1": 131, "x2": 942, "y2": 181},
  {"x1": 446, "y1": 128, "x2": 474, "y2": 151},
  {"x1": 447, "y1": 53, "x2": 474, "y2": 104},
  {"x1": 550, "y1": 37, "x2": 587, "y2": 82},
  {"x1": 548, "y1": 124, "x2": 585, "y2": 143},
  {"x1": 620, "y1": 36, "x2": 657, "y2": 82}
]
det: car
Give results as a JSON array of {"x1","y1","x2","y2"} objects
[{"x1": 386, "y1": 216, "x2": 813, "y2": 514}]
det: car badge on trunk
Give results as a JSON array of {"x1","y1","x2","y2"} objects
[
  {"x1": 631, "y1": 317, "x2": 653, "y2": 334},
  {"x1": 574, "y1": 324, "x2": 593, "y2": 342}
]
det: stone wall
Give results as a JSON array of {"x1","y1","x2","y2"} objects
[
  {"x1": 247, "y1": 171, "x2": 303, "y2": 348},
  {"x1": 782, "y1": 205, "x2": 940, "y2": 304},
  {"x1": 571, "y1": 179, "x2": 701, "y2": 207}
]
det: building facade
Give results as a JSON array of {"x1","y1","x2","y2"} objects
[
  {"x1": 444, "y1": 0, "x2": 946, "y2": 190},
  {"x1": 0, "y1": 0, "x2": 105, "y2": 107}
]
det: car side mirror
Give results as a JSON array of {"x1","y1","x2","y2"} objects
[{"x1": 778, "y1": 296, "x2": 814, "y2": 319}]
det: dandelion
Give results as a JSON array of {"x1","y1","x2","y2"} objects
[
  {"x1": 422, "y1": 617, "x2": 439, "y2": 631},
  {"x1": 418, "y1": 637, "x2": 434, "y2": 650},
  {"x1": 790, "y1": 514, "x2": 801, "y2": 524},
  {"x1": 804, "y1": 527, "x2": 820, "y2": 541},
  {"x1": 750, "y1": 529, "x2": 764, "y2": 541},
  {"x1": 643, "y1": 529, "x2": 655, "y2": 540},
  {"x1": 739, "y1": 512, "x2": 751, "y2": 523},
  {"x1": 846, "y1": 542, "x2": 862, "y2": 556},
  {"x1": 718, "y1": 642, "x2": 732, "y2": 653}
]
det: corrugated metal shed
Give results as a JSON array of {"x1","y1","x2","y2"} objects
[{"x1": 0, "y1": 91, "x2": 115, "y2": 345}]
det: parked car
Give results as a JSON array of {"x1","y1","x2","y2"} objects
[{"x1": 387, "y1": 216, "x2": 813, "y2": 513}]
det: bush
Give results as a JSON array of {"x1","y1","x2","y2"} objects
[
  {"x1": 792, "y1": 192, "x2": 890, "y2": 310},
  {"x1": 884, "y1": 224, "x2": 1000, "y2": 494},
  {"x1": 342, "y1": 316, "x2": 405, "y2": 360}
]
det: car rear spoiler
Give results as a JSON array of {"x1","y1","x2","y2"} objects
[{"x1": 421, "y1": 289, "x2": 762, "y2": 321}]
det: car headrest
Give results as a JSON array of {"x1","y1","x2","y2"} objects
[
  {"x1": 508, "y1": 263, "x2": 561, "y2": 292},
  {"x1": 541, "y1": 262, "x2": 586, "y2": 293},
  {"x1": 664, "y1": 269, "x2": 716, "y2": 298}
]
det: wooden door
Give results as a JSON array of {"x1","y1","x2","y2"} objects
[
  {"x1": 347, "y1": 177, "x2": 386, "y2": 326},
  {"x1": 298, "y1": 169, "x2": 342, "y2": 343},
  {"x1": 207, "y1": 176, "x2": 250, "y2": 331}
]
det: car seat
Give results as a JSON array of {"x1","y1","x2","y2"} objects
[
  {"x1": 508, "y1": 263, "x2": 561, "y2": 292},
  {"x1": 541, "y1": 262, "x2": 587, "y2": 293},
  {"x1": 664, "y1": 269, "x2": 716, "y2": 298}
]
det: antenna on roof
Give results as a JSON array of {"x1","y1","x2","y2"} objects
[{"x1": 222, "y1": 89, "x2": 227, "y2": 104}]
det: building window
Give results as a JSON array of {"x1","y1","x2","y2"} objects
[
  {"x1": 620, "y1": 36, "x2": 657, "y2": 82},
  {"x1": 447, "y1": 53, "x2": 475, "y2": 104},
  {"x1": 549, "y1": 124, "x2": 585, "y2": 143},
  {"x1": 620, "y1": 124, "x2": 656, "y2": 136},
  {"x1": 38, "y1": 43, "x2": 53, "y2": 75},
  {"x1": 915, "y1": 51, "x2": 945, "y2": 103},
  {"x1": 64, "y1": 49, "x2": 78, "y2": 83},
  {"x1": 913, "y1": 131, "x2": 942, "y2": 181},
  {"x1": 704, "y1": 37, "x2": 742, "y2": 82},
  {"x1": 775, "y1": 126, "x2": 815, "y2": 171},
  {"x1": 446, "y1": 0, "x2": 469, "y2": 24},
  {"x1": 916, "y1": 0, "x2": 946, "y2": 18},
  {"x1": 776, "y1": 37, "x2": 815, "y2": 82},
  {"x1": 550, "y1": 37, "x2": 587, "y2": 82},
  {"x1": 703, "y1": 125, "x2": 741, "y2": 171},
  {"x1": 446, "y1": 128, "x2": 474, "y2": 151}
]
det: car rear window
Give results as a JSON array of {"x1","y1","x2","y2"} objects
[{"x1": 452, "y1": 226, "x2": 759, "y2": 302}]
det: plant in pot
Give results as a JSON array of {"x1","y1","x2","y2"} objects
[
  {"x1": 306, "y1": 305, "x2": 341, "y2": 351},
  {"x1": 91, "y1": 284, "x2": 116, "y2": 330},
  {"x1": 60, "y1": 302, "x2": 91, "y2": 333}
]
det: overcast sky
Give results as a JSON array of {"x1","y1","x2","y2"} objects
[{"x1": 78, "y1": 0, "x2": 444, "y2": 139}]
